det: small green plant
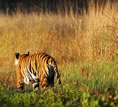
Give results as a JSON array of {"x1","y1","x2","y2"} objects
[{"x1": 0, "y1": 83, "x2": 118, "y2": 107}]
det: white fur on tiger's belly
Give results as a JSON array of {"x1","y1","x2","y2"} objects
[
  {"x1": 24, "y1": 76, "x2": 30, "y2": 84},
  {"x1": 24, "y1": 69, "x2": 39, "y2": 84}
]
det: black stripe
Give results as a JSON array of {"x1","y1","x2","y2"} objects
[
  {"x1": 28, "y1": 69, "x2": 36, "y2": 82},
  {"x1": 58, "y1": 79, "x2": 61, "y2": 85},
  {"x1": 17, "y1": 87, "x2": 23, "y2": 90},
  {"x1": 42, "y1": 54, "x2": 49, "y2": 59},
  {"x1": 34, "y1": 56, "x2": 37, "y2": 70},
  {"x1": 39, "y1": 53, "x2": 46, "y2": 59},
  {"x1": 43, "y1": 56, "x2": 49, "y2": 63},
  {"x1": 27, "y1": 69, "x2": 32, "y2": 79},
  {"x1": 20, "y1": 82, "x2": 24, "y2": 86},
  {"x1": 18, "y1": 83, "x2": 24, "y2": 90},
  {"x1": 40, "y1": 54, "x2": 48, "y2": 62},
  {"x1": 33, "y1": 83, "x2": 39, "y2": 89},
  {"x1": 46, "y1": 56, "x2": 51, "y2": 64},
  {"x1": 35, "y1": 78, "x2": 40, "y2": 82},
  {"x1": 29, "y1": 61, "x2": 31, "y2": 71},
  {"x1": 37, "y1": 53, "x2": 41, "y2": 59}
]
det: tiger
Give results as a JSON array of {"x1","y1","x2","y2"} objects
[{"x1": 15, "y1": 51, "x2": 62, "y2": 91}]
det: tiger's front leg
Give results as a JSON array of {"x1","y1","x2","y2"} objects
[{"x1": 17, "y1": 70, "x2": 24, "y2": 91}]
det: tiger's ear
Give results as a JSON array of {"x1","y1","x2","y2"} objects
[
  {"x1": 26, "y1": 51, "x2": 30, "y2": 56},
  {"x1": 15, "y1": 53, "x2": 20, "y2": 59}
]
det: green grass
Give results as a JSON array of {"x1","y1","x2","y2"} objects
[
  {"x1": 0, "y1": 83, "x2": 118, "y2": 107},
  {"x1": 61, "y1": 62, "x2": 118, "y2": 93},
  {"x1": 0, "y1": 62, "x2": 118, "y2": 106}
]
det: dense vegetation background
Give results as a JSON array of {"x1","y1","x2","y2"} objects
[
  {"x1": 0, "y1": 0, "x2": 118, "y2": 106},
  {"x1": 0, "y1": 0, "x2": 116, "y2": 14}
]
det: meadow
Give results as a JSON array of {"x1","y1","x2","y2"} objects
[{"x1": 0, "y1": 2, "x2": 118, "y2": 106}]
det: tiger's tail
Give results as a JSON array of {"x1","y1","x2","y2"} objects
[{"x1": 51, "y1": 61, "x2": 62, "y2": 86}]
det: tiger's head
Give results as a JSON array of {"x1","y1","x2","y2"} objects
[{"x1": 15, "y1": 51, "x2": 30, "y2": 66}]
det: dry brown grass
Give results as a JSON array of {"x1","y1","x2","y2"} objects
[{"x1": 0, "y1": 3, "x2": 117, "y2": 68}]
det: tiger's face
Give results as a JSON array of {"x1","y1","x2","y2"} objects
[{"x1": 15, "y1": 52, "x2": 30, "y2": 66}]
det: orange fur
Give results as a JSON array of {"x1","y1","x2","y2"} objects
[{"x1": 15, "y1": 52, "x2": 61, "y2": 91}]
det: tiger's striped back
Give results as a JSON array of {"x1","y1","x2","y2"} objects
[{"x1": 15, "y1": 52, "x2": 62, "y2": 91}]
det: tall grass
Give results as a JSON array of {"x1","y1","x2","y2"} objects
[
  {"x1": 0, "y1": 62, "x2": 117, "y2": 94},
  {"x1": 0, "y1": 3, "x2": 117, "y2": 68}
]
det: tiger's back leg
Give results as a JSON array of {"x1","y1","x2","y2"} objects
[
  {"x1": 39, "y1": 69, "x2": 49, "y2": 89},
  {"x1": 40, "y1": 66, "x2": 55, "y2": 89},
  {"x1": 41, "y1": 77, "x2": 48, "y2": 89}
]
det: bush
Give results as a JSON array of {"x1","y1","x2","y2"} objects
[{"x1": 0, "y1": 83, "x2": 118, "y2": 107}]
